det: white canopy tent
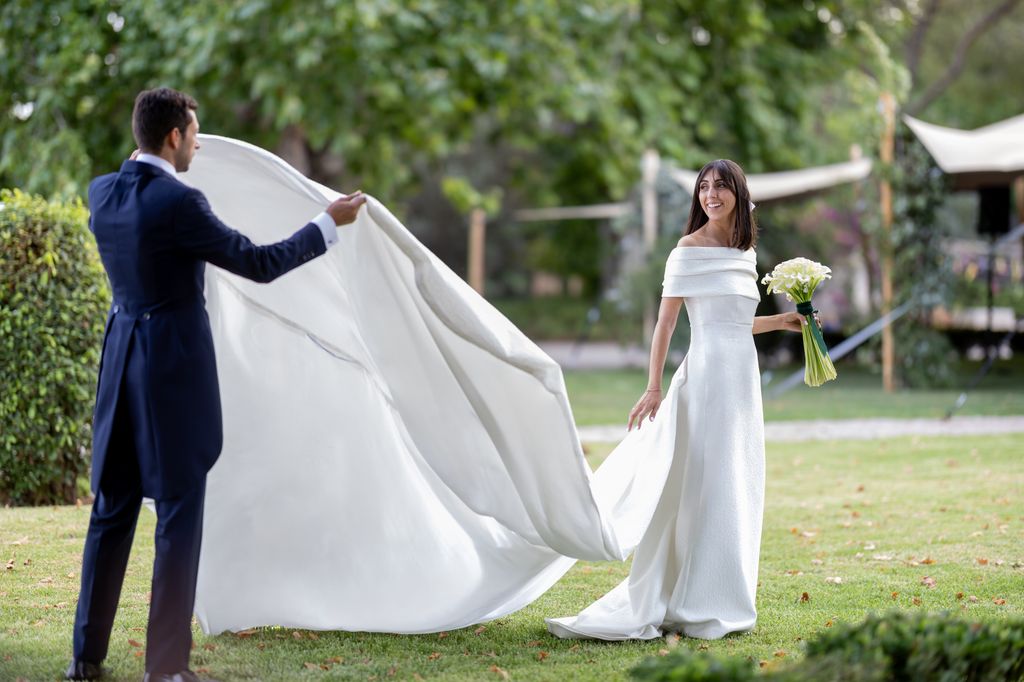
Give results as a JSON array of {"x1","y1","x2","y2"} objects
[
  {"x1": 666, "y1": 158, "x2": 873, "y2": 203},
  {"x1": 903, "y1": 114, "x2": 1024, "y2": 189}
]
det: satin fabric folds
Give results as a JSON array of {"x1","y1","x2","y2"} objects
[
  {"x1": 179, "y1": 135, "x2": 677, "y2": 635},
  {"x1": 546, "y1": 247, "x2": 766, "y2": 640}
]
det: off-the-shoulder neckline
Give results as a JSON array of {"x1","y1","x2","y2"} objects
[{"x1": 670, "y1": 246, "x2": 755, "y2": 254}]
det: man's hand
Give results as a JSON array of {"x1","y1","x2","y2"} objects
[{"x1": 327, "y1": 191, "x2": 367, "y2": 226}]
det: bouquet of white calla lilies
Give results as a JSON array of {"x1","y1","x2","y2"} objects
[{"x1": 762, "y1": 258, "x2": 837, "y2": 387}]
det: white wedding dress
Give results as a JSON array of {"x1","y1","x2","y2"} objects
[
  {"x1": 177, "y1": 136, "x2": 763, "y2": 640},
  {"x1": 546, "y1": 247, "x2": 766, "y2": 640},
  {"x1": 180, "y1": 136, "x2": 673, "y2": 635}
]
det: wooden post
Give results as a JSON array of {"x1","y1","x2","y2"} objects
[
  {"x1": 879, "y1": 92, "x2": 896, "y2": 393},
  {"x1": 641, "y1": 149, "x2": 660, "y2": 346},
  {"x1": 468, "y1": 207, "x2": 486, "y2": 295}
]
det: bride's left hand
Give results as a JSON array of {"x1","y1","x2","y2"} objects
[{"x1": 778, "y1": 311, "x2": 822, "y2": 332}]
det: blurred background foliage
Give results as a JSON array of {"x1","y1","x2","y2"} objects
[{"x1": 2, "y1": 0, "x2": 1021, "y2": 341}]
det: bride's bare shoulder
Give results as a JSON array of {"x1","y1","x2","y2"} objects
[{"x1": 676, "y1": 233, "x2": 701, "y2": 248}]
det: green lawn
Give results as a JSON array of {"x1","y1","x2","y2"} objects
[
  {"x1": 565, "y1": 357, "x2": 1024, "y2": 425},
  {"x1": 2, "y1": 434, "x2": 1022, "y2": 681}
]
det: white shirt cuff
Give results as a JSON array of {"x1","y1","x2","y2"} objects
[{"x1": 312, "y1": 212, "x2": 339, "y2": 249}]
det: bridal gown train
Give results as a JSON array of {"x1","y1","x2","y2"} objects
[
  {"x1": 547, "y1": 247, "x2": 766, "y2": 640},
  {"x1": 176, "y1": 135, "x2": 762, "y2": 639},
  {"x1": 180, "y1": 135, "x2": 675, "y2": 635}
]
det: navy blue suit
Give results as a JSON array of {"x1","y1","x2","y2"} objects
[{"x1": 73, "y1": 160, "x2": 327, "y2": 673}]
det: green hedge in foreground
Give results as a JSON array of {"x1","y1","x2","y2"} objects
[
  {"x1": 632, "y1": 611, "x2": 1024, "y2": 682},
  {"x1": 0, "y1": 188, "x2": 109, "y2": 505}
]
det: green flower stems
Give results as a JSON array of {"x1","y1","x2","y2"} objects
[{"x1": 795, "y1": 300, "x2": 837, "y2": 387}]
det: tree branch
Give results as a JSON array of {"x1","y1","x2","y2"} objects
[
  {"x1": 905, "y1": 0, "x2": 1022, "y2": 115},
  {"x1": 904, "y1": 0, "x2": 942, "y2": 86}
]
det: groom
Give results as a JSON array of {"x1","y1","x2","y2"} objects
[{"x1": 65, "y1": 87, "x2": 366, "y2": 682}]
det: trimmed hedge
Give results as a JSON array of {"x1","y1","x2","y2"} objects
[
  {"x1": 631, "y1": 611, "x2": 1024, "y2": 682},
  {"x1": 0, "y1": 188, "x2": 109, "y2": 505}
]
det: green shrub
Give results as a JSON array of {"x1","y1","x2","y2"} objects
[
  {"x1": 631, "y1": 611, "x2": 1024, "y2": 682},
  {"x1": 806, "y1": 611, "x2": 1024, "y2": 682},
  {"x1": 631, "y1": 648, "x2": 757, "y2": 682},
  {"x1": 0, "y1": 188, "x2": 109, "y2": 505}
]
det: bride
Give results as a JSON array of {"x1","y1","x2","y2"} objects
[
  {"x1": 547, "y1": 159, "x2": 810, "y2": 640},
  {"x1": 178, "y1": 138, "x2": 807, "y2": 639}
]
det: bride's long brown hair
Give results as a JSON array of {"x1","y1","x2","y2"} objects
[{"x1": 683, "y1": 159, "x2": 757, "y2": 250}]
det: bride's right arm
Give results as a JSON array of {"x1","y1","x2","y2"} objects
[{"x1": 628, "y1": 296, "x2": 683, "y2": 430}]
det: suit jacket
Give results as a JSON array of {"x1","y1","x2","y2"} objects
[{"x1": 88, "y1": 160, "x2": 327, "y2": 499}]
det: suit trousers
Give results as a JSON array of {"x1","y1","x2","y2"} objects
[{"x1": 73, "y1": 341, "x2": 207, "y2": 673}]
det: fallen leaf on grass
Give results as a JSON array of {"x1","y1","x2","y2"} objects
[
  {"x1": 438, "y1": 631, "x2": 449, "y2": 639},
  {"x1": 303, "y1": 662, "x2": 319, "y2": 670},
  {"x1": 428, "y1": 652, "x2": 442, "y2": 661},
  {"x1": 912, "y1": 597, "x2": 922, "y2": 606},
  {"x1": 785, "y1": 569, "x2": 803, "y2": 576},
  {"x1": 825, "y1": 620, "x2": 833, "y2": 627},
  {"x1": 758, "y1": 661, "x2": 768, "y2": 668},
  {"x1": 128, "y1": 639, "x2": 143, "y2": 648},
  {"x1": 4, "y1": 560, "x2": 14, "y2": 571},
  {"x1": 489, "y1": 665, "x2": 509, "y2": 679},
  {"x1": 800, "y1": 592, "x2": 810, "y2": 603},
  {"x1": 537, "y1": 651, "x2": 549, "y2": 661},
  {"x1": 977, "y1": 558, "x2": 989, "y2": 565},
  {"x1": 921, "y1": 576, "x2": 937, "y2": 588},
  {"x1": 825, "y1": 576, "x2": 843, "y2": 584},
  {"x1": 921, "y1": 557, "x2": 935, "y2": 565},
  {"x1": 811, "y1": 559, "x2": 823, "y2": 565},
  {"x1": 873, "y1": 554, "x2": 893, "y2": 561},
  {"x1": 203, "y1": 643, "x2": 216, "y2": 652},
  {"x1": 993, "y1": 598, "x2": 1007, "y2": 605},
  {"x1": 526, "y1": 640, "x2": 542, "y2": 647},
  {"x1": 474, "y1": 626, "x2": 486, "y2": 635},
  {"x1": 236, "y1": 629, "x2": 257, "y2": 639},
  {"x1": 956, "y1": 592, "x2": 965, "y2": 600},
  {"x1": 291, "y1": 631, "x2": 303, "y2": 640},
  {"x1": 37, "y1": 577, "x2": 53, "y2": 585},
  {"x1": 969, "y1": 595, "x2": 979, "y2": 603},
  {"x1": 324, "y1": 657, "x2": 343, "y2": 664},
  {"x1": 657, "y1": 649, "x2": 670, "y2": 656},
  {"x1": 9, "y1": 536, "x2": 29, "y2": 545},
  {"x1": 774, "y1": 650, "x2": 787, "y2": 658}
]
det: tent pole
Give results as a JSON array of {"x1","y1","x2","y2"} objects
[
  {"x1": 468, "y1": 207, "x2": 486, "y2": 295},
  {"x1": 879, "y1": 92, "x2": 897, "y2": 392},
  {"x1": 641, "y1": 149, "x2": 660, "y2": 347}
]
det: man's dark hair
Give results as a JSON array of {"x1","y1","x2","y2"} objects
[{"x1": 131, "y1": 88, "x2": 197, "y2": 152}]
